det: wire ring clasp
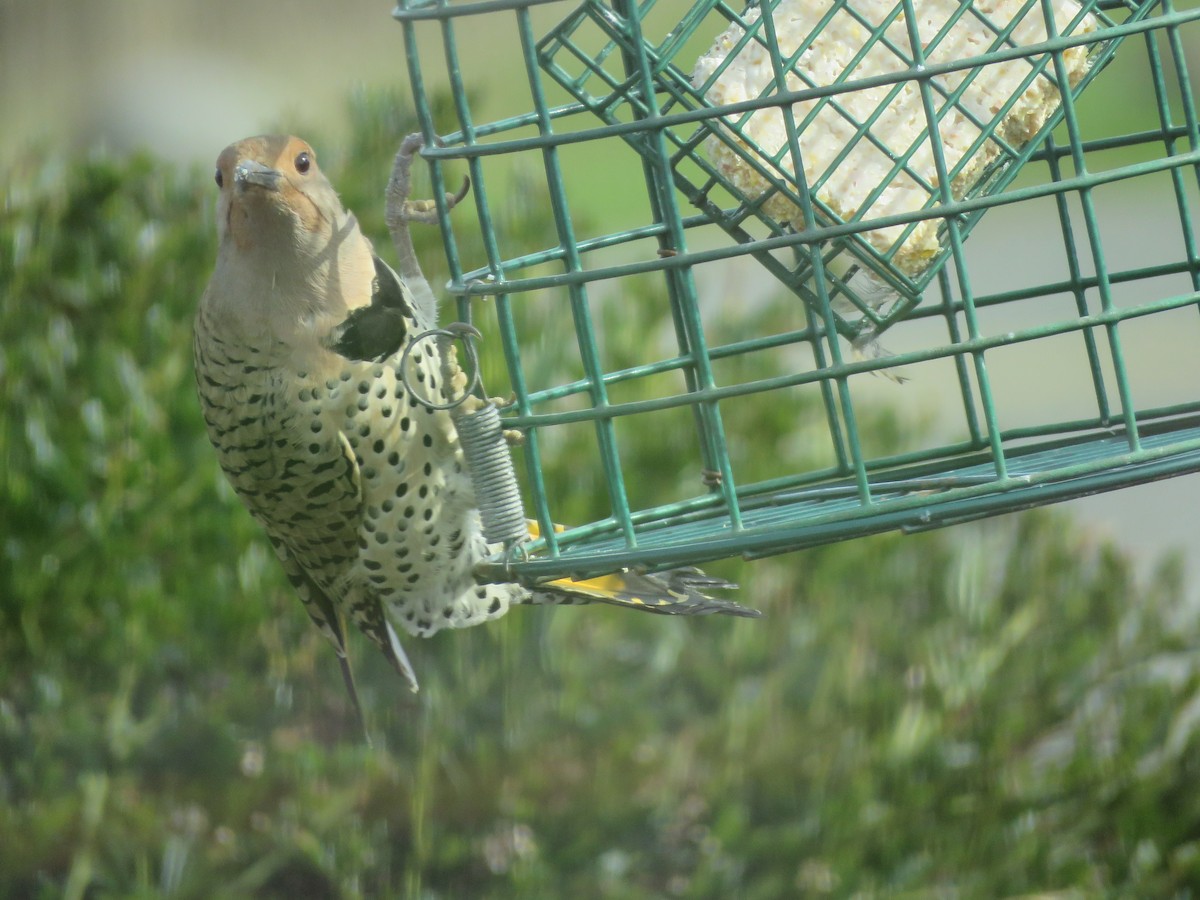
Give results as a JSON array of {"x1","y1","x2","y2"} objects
[{"x1": 399, "y1": 322, "x2": 483, "y2": 411}]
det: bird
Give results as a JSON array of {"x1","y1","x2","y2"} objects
[{"x1": 193, "y1": 133, "x2": 758, "y2": 724}]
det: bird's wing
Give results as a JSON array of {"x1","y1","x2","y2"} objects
[
  {"x1": 265, "y1": 429, "x2": 422, "y2": 693},
  {"x1": 258, "y1": 429, "x2": 363, "y2": 634}
]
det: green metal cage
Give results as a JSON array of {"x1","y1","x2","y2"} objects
[{"x1": 392, "y1": 0, "x2": 1200, "y2": 582}]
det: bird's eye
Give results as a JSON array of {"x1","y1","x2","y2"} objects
[
  {"x1": 295, "y1": 151, "x2": 311, "y2": 174},
  {"x1": 214, "y1": 167, "x2": 223, "y2": 188}
]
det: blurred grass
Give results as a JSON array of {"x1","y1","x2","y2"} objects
[{"x1": 3, "y1": 89, "x2": 1200, "y2": 897}]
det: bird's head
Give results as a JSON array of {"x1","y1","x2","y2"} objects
[
  {"x1": 206, "y1": 135, "x2": 377, "y2": 334},
  {"x1": 213, "y1": 135, "x2": 349, "y2": 257}
]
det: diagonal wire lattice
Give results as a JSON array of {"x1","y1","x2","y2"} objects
[{"x1": 393, "y1": 0, "x2": 1200, "y2": 583}]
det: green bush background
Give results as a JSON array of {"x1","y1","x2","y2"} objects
[{"x1": 3, "y1": 91, "x2": 1200, "y2": 898}]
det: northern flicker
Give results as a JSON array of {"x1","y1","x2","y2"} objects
[{"x1": 194, "y1": 134, "x2": 757, "y2": 717}]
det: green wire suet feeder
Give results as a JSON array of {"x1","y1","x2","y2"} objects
[{"x1": 393, "y1": 0, "x2": 1200, "y2": 582}]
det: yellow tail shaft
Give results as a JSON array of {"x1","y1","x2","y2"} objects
[{"x1": 527, "y1": 522, "x2": 759, "y2": 617}]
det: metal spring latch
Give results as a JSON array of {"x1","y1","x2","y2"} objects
[
  {"x1": 453, "y1": 400, "x2": 527, "y2": 545},
  {"x1": 400, "y1": 324, "x2": 528, "y2": 546}
]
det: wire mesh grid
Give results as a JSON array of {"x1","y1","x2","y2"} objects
[
  {"x1": 393, "y1": 0, "x2": 1200, "y2": 582},
  {"x1": 540, "y1": 0, "x2": 1126, "y2": 333}
]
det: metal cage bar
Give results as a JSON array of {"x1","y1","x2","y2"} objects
[{"x1": 392, "y1": 0, "x2": 1200, "y2": 582}]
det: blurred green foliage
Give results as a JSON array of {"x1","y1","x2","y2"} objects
[{"x1": 3, "y1": 89, "x2": 1200, "y2": 898}]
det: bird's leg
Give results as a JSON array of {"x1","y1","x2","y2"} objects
[{"x1": 385, "y1": 133, "x2": 470, "y2": 293}]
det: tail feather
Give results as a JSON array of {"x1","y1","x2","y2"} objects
[
  {"x1": 334, "y1": 651, "x2": 372, "y2": 747},
  {"x1": 524, "y1": 521, "x2": 757, "y2": 617},
  {"x1": 383, "y1": 618, "x2": 421, "y2": 693},
  {"x1": 532, "y1": 567, "x2": 759, "y2": 618}
]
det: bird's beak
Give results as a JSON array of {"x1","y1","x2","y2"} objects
[{"x1": 234, "y1": 159, "x2": 282, "y2": 191}]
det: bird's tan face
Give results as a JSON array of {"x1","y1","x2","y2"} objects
[
  {"x1": 213, "y1": 135, "x2": 342, "y2": 252},
  {"x1": 205, "y1": 133, "x2": 376, "y2": 341}
]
